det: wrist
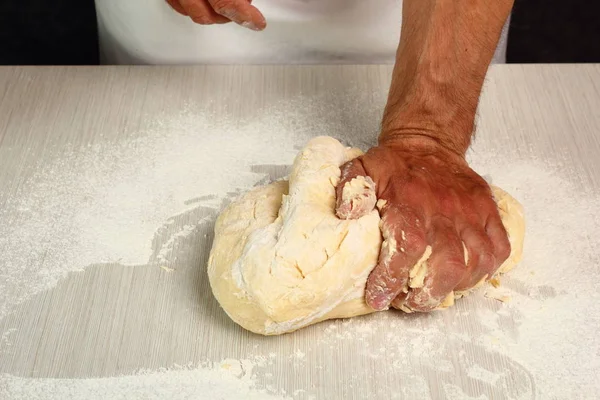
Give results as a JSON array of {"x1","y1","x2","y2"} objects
[
  {"x1": 379, "y1": 56, "x2": 479, "y2": 156},
  {"x1": 379, "y1": 121, "x2": 473, "y2": 157},
  {"x1": 380, "y1": 0, "x2": 514, "y2": 157}
]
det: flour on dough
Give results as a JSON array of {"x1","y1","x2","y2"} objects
[{"x1": 208, "y1": 137, "x2": 525, "y2": 335}]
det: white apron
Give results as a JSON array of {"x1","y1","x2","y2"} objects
[{"x1": 95, "y1": 0, "x2": 509, "y2": 64}]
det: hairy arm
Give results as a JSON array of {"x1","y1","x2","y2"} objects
[
  {"x1": 336, "y1": 0, "x2": 515, "y2": 311},
  {"x1": 381, "y1": 0, "x2": 514, "y2": 153}
]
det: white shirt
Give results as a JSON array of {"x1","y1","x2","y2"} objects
[{"x1": 95, "y1": 0, "x2": 509, "y2": 65}]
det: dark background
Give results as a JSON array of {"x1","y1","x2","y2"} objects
[{"x1": 0, "y1": 0, "x2": 599, "y2": 65}]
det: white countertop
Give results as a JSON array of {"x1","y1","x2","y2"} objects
[{"x1": 0, "y1": 65, "x2": 599, "y2": 399}]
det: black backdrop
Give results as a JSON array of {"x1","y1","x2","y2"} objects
[{"x1": 0, "y1": 0, "x2": 599, "y2": 65}]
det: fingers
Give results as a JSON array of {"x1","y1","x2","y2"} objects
[
  {"x1": 454, "y1": 201, "x2": 510, "y2": 291},
  {"x1": 166, "y1": 0, "x2": 189, "y2": 15},
  {"x1": 365, "y1": 206, "x2": 427, "y2": 311},
  {"x1": 403, "y1": 216, "x2": 466, "y2": 312},
  {"x1": 335, "y1": 158, "x2": 377, "y2": 220},
  {"x1": 455, "y1": 225, "x2": 495, "y2": 291},
  {"x1": 391, "y1": 208, "x2": 508, "y2": 310},
  {"x1": 180, "y1": 0, "x2": 230, "y2": 24},
  {"x1": 208, "y1": 0, "x2": 266, "y2": 30},
  {"x1": 485, "y1": 211, "x2": 512, "y2": 266}
]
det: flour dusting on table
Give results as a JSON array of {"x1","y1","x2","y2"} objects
[
  {"x1": 0, "y1": 359, "x2": 290, "y2": 400},
  {"x1": 0, "y1": 90, "x2": 599, "y2": 399},
  {"x1": 0, "y1": 106, "x2": 312, "y2": 319}
]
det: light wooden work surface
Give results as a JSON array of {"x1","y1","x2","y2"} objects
[{"x1": 1, "y1": 65, "x2": 599, "y2": 399}]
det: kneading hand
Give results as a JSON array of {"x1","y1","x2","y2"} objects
[
  {"x1": 335, "y1": 137, "x2": 511, "y2": 312},
  {"x1": 166, "y1": 0, "x2": 266, "y2": 30},
  {"x1": 335, "y1": 0, "x2": 515, "y2": 312}
]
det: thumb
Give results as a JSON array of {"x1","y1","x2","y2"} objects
[{"x1": 335, "y1": 158, "x2": 377, "y2": 220}]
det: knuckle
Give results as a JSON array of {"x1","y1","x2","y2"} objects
[
  {"x1": 463, "y1": 226, "x2": 497, "y2": 269},
  {"x1": 446, "y1": 256, "x2": 467, "y2": 270},
  {"x1": 407, "y1": 234, "x2": 427, "y2": 255},
  {"x1": 427, "y1": 250, "x2": 466, "y2": 283},
  {"x1": 495, "y1": 234, "x2": 512, "y2": 261},
  {"x1": 210, "y1": 0, "x2": 233, "y2": 12},
  {"x1": 440, "y1": 259, "x2": 467, "y2": 282},
  {"x1": 380, "y1": 206, "x2": 427, "y2": 257},
  {"x1": 478, "y1": 249, "x2": 496, "y2": 273},
  {"x1": 478, "y1": 236, "x2": 495, "y2": 258},
  {"x1": 401, "y1": 226, "x2": 427, "y2": 255},
  {"x1": 461, "y1": 201, "x2": 482, "y2": 223}
]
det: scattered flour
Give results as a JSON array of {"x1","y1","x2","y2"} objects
[
  {"x1": 155, "y1": 222, "x2": 203, "y2": 265},
  {"x1": 0, "y1": 94, "x2": 383, "y2": 399},
  {"x1": 0, "y1": 329, "x2": 16, "y2": 355},
  {"x1": 0, "y1": 89, "x2": 599, "y2": 399},
  {"x1": 0, "y1": 360, "x2": 290, "y2": 400},
  {"x1": 0, "y1": 107, "x2": 315, "y2": 320}
]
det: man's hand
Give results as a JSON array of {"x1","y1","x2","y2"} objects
[
  {"x1": 335, "y1": 0, "x2": 514, "y2": 312},
  {"x1": 336, "y1": 137, "x2": 511, "y2": 311},
  {"x1": 166, "y1": 0, "x2": 266, "y2": 30}
]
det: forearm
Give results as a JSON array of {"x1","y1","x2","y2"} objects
[{"x1": 380, "y1": 0, "x2": 514, "y2": 155}]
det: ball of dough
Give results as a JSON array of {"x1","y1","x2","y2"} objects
[{"x1": 208, "y1": 137, "x2": 524, "y2": 335}]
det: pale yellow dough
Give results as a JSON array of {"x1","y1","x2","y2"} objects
[{"x1": 208, "y1": 137, "x2": 525, "y2": 335}]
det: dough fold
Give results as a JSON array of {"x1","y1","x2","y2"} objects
[{"x1": 208, "y1": 137, "x2": 524, "y2": 335}]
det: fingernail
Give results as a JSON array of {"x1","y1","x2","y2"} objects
[
  {"x1": 218, "y1": 8, "x2": 260, "y2": 30},
  {"x1": 240, "y1": 21, "x2": 261, "y2": 31}
]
